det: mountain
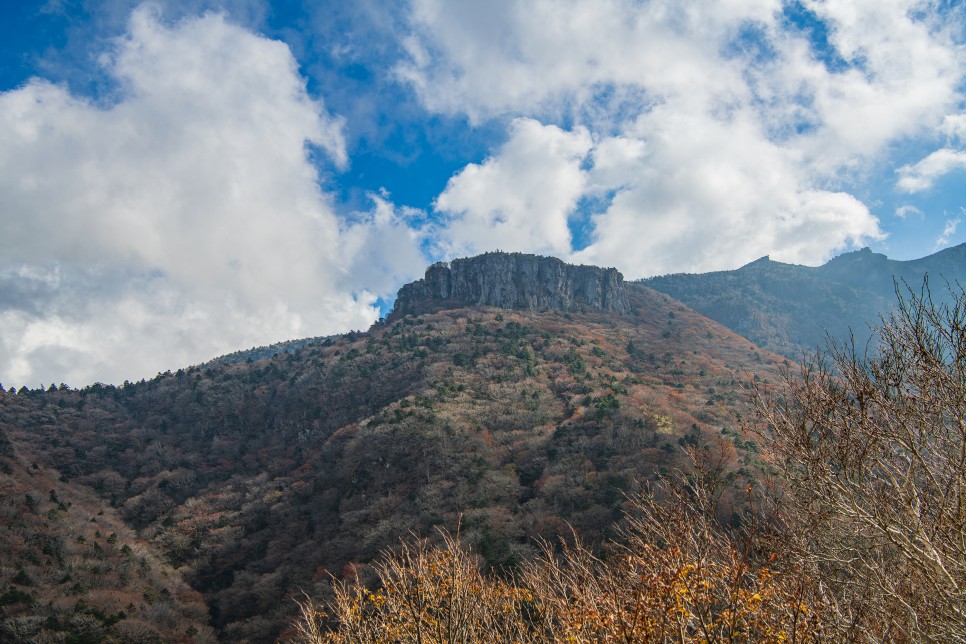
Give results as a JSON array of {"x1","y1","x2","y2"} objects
[
  {"x1": 642, "y1": 242, "x2": 966, "y2": 360},
  {"x1": 391, "y1": 252, "x2": 630, "y2": 318},
  {"x1": 0, "y1": 253, "x2": 784, "y2": 642},
  {"x1": 0, "y1": 425, "x2": 212, "y2": 642}
]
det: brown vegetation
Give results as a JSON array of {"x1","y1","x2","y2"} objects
[
  {"x1": 1, "y1": 286, "x2": 782, "y2": 640},
  {"x1": 759, "y1": 281, "x2": 966, "y2": 640},
  {"x1": 0, "y1": 433, "x2": 212, "y2": 642},
  {"x1": 292, "y1": 451, "x2": 822, "y2": 643},
  {"x1": 292, "y1": 281, "x2": 966, "y2": 642}
]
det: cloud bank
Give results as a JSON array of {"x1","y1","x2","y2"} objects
[
  {"x1": 0, "y1": 6, "x2": 425, "y2": 387},
  {"x1": 3, "y1": 0, "x2": 965, "y2": 388},
  {"x1": 402, "y1": 0, "x2": 965, "y2": 274}
]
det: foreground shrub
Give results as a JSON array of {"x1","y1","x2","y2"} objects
[
  {"x1": 758, "y1": 281, "x2": 966, "y2": 640},
  {"x1": 292, "y1": 469, "x2": 823, "y2": 643}
]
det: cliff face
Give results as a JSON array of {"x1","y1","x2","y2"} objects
[{"x1": 391, "y1": 252, "x2": 630, "y2": 318}]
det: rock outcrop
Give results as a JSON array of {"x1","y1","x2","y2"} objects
[{"x1": 390, "y1": 252, "x2": 630, "y2": 318}]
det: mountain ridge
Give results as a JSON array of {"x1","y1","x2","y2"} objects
[
  {"x1": 643, "y1": 242, "x2": 966, "y2": 360},
  {"x1": 0, "y1": 273, "x2": 781, "y2": 641},
  {"x1": 6, "y1": 245, "x2": 959, "y2": 641}
]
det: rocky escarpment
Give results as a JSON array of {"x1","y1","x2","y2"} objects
[{"x1": 390, "y1": 252, "x2": 630, "y2": 318}]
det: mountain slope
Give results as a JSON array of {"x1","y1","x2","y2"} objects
[
  {"x1": 642, "y1": 242, "x2": 966, "y2": 360},
  {"x1": 0, "y1": 256, "x2": 786, "y2": 641},
  {"x1": 0, "y1": 424, "x2": 212, "y2": 642}
]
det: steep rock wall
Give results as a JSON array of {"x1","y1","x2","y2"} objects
[{"x1": 391, "y1": 252, "x2": 630, "y2": 318}]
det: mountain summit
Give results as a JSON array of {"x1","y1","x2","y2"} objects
[
  {"x1": 390, "y1": 252, "x2": 630, "y2": 319},
  {"x1": 0, "y1": 263, "x2": 779, "y2": 640},
  {"x1": 643, "y1": 242, "x2": 966, "y2": 360}
]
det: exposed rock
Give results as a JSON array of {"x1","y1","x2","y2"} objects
[{"x1": 390, "y1": 252, "x2": 630, "y2": 318}]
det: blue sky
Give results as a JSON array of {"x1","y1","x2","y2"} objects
[{"x1": 1, "y1": 0, "x2": 965, "y2": 388}]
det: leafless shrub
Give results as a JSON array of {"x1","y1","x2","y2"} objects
[
  {"x1": 757, "y1": 280, "x2": 966, "y2": 641},
  {"x1": 292, "y1": 529, "x2": 533, "y2": 643}
]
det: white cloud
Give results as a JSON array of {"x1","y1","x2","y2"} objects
[
  {"x1": 895, "y1": 205, "x2": 923, "y2": 220},
  {"x1": 400, "y1": 0, "x2": 963, "y2": 274},
  {"x1": 341, "y1": 195, "x2": 430, "y2": 299},
  {"x1": 941, "y1": 114, "x2": 966, "y2": 142},
  {"x1": 934, "y1": 216, "x2": 961, "y2": 250},
  {"x1": 0, "y1": 6, "x2": 425, "y2": 388},
  {"x1": 789, "y1": 0, "x2": 962, "y2": 161},
  {"x1": 5, "y1": 1, "x2": 965, "y2": 387},
  {"x1": 897, "y1": 148, "x2": 966, "y2": 193},
  {"x1": 574, "y1": 110, "x2": 883, "y2": 274},
  {"x1": 397, "y1": 0, "x2": 759, "y2": 124},
  {"x1": 433, "y1": 118, "x2": 591, "y2": 258},
  {"x1": 428, "y1": 105, "x2": 883, "y2": 276}
]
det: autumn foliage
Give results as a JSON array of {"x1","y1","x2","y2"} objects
[
  {"x1": 293, "y1": 280, "x2": 966, "y2": 642},
  {"x1": 10, "y1": 278, "x2": 963, "y2": 641},
  {"x1": 3, "y1": 286, "x2": 780, "y2": 640},
  {"x1": 292, "y1": 456, "x2": 823, "y2": 643}
]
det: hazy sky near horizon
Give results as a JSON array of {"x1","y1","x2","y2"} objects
[{"x1": 1, "y1": 0, "x2": 965, "y2": 388}]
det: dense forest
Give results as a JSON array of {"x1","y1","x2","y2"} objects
[
  {"x1": 0, "y1": 284, "x2": 782, "y2": 641},
  {"x1": 294, "y1": 282, "x2": 966, "y2": 642},
  {"x1": 3, "y1": 264, "x2": 963, "y2": 642}
]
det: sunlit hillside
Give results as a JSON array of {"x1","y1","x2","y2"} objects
[{"x1": 1, "y1": 283, "x2": 783, "y2": 641}]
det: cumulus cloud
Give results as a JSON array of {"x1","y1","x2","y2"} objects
[
  {"x1": 573, "y1": 112, "x2": 882, "y2": 274},
  {"x1": 341, "y1": 195, "x2": 429, "y2": 299},
  {"x1": 6, "y1": 1, "x2": 965, "y2": 387},
  {"x1": 399, "y1": 0, "x2": 964, "y2": 275},
  {"x1": 430, "y1": 112, "x2": 883, "y2": 275},
  {"x1": 396, "y1": 0, "x2": 754, "y2": 124},
  {"x1": 897, "y1": 148, "x2": 966, "y2": 193},
  {"x1": 433, "y1": 118, "x2": 591, "y2": 258},
  {"x1": 0, "y1": 6, "x2": 425, "y2": 388},
  {"x1": 786, "y1": 0, "x2": 962, "y2": 163}
]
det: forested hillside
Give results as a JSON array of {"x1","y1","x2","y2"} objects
[
  {"x1": 0, "y1": 283, "x2": 783, "y2": 641},
  {"x1": 643, "y1": 242, "x2": 966, "y2": 360},
  {"x1": 295, "y1": 280, "x2": 966, "y2": 643},
  {"x1": 0, "y1": 425, "x2": 212, "y2": 641}
]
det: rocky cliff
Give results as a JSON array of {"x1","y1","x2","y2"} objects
[{"x1": 390, "y1": 252, "x2": 630, "y2": 318}]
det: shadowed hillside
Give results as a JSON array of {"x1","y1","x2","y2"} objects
[{"x1": 642, "y1": 242, "x2": 966, "y2": 360}]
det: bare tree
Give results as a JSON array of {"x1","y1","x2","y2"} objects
[
  {"x1": 519, "y1": 446, "x2": 823, "y2": 644},
  {"x1": 757, "y1": 280, "x2": 966, "y2": 641}
]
